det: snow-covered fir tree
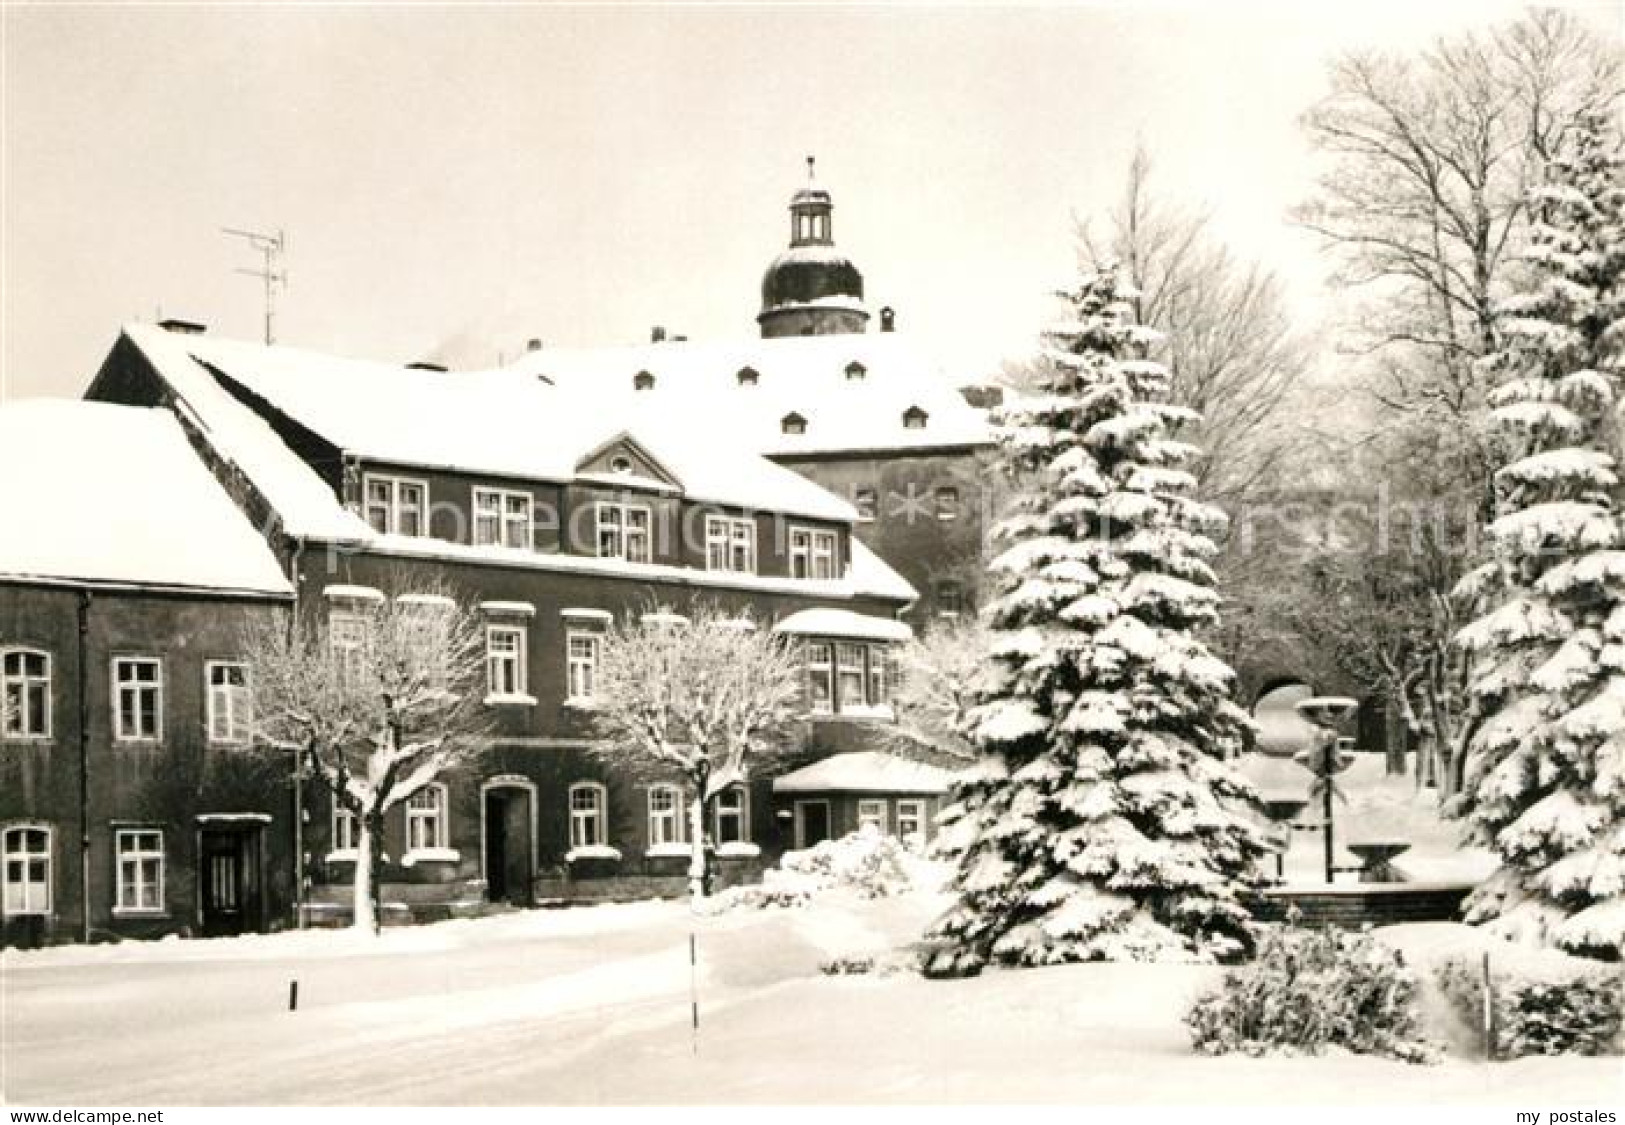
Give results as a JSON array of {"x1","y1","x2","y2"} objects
[
  {"x1": 1454, "y1": 109, "x2": 1625, "y2": 958},
  {"x1": 925, "y1": 265, "x2": 1272, "y2": 974}
]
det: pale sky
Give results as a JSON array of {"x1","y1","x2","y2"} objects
[{"x1": 3, "y1": 1, "x2": 1619, "y2": 401}]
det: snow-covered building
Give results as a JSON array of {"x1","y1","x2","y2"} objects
[
  {"x1": 67, "y1": 317, "x2": 940, "y2": 925},
  {"x1": 0, "y1": 400, "x2": 295, "y2": 948},
  {"x1": 3, "y1": 165, "x2": 995, "y2": 942}
]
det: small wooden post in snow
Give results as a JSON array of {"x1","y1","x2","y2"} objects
[
  {"x1": 1481, "y1": 951, "x2": 1495, "y2": 1060},
  {"x1": 689, "y1": 931, "x2": 700, "y2": 1055}
]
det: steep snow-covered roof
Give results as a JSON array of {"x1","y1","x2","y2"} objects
[
  {"x1": 849, "y1": 539, "x2": 919, "y2": 604},
  {"x1": 160, "y1": 330, "x2": 858, "y2": 522},
  {"x1": 121, "y1": 325, "x2": 370, "y2": 542},
  {"x1": 772, "y1": 751, "x2": 955, "y2": 795},
  {"x1": 0, "y1": 399, "x2": 291, "y2": 596},
  {"x1": 502, "y1": 332, "x2": 993, "y2": 456}
]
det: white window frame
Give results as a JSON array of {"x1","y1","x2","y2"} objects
[
  {"x1": 857, "y1": 799, "x2": 888, "y2": 835},
  {"x1": 485, "y1": 624, "x2": 528, "y2": 700},
  {"x1": 595, "y1": 501, "x2": 652, "y2": 563},
  {"x1": 205, "y1": 661, "x2": 252, "y2": 745},
  {"x1": 331, "y1": 803, "x2": 359, "y2": 858},
  {"x1": 566, "y1": 631, "x2": 601, "y2": 704},
  {"x1": 807, "y1": 642, "x2": 834, "y2": 714},
  {"x1": 704, "y1": 515, "x2": 757, "y2": 574},
  {"x1": 113, "y1": 657, "x2": 163, "y2": 742},
  {"x1": 865, "y1": 644, "x2": 890, "y2": 708},
  {"x1": 647, "y1": 784, "x2": 684, "y2": 848},
  {"x1": 405, "y1": 783, "x2": 449, "y2": 852},
  {"x1": 328, "y1": 609, "x2": 373, "y2": 680},
  {"x1": 114, "y1": 827, "x2": 165, "y2": 914},
  {"x1": 1, "y1": 648, "x2": 51, "y2": 740},
  {"x1": 712, "y1": 786, "x2": 749, "y2": 845},
  {"x1": 1, "y1": 825, "x2": 50, "y2": 916},
  {"x1": 836, "y1": 643, "x2": 866, "y2": 712},
  {"x1": 569, "y1": 781, "x2": 608, "y2": 849},
  {"x1": 362, "y1": 473, "x2": 429, "y2": 538},
  {"x1": 473, "y1": 487, "x2": 533, "y2": 550},
  {"x1": 897, "y1": 800, "x2": 926, "y2": 840},
  {"x1": 789, "y1": 527, "x2": 839, "y2": 580}
]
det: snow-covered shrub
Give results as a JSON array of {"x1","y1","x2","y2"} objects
[
  {"x1": 1186, "y1": 921, "x2": 1438, "y2": 1064},
  {"x1": 1436, "y1": 956, "x2": 1623, "y2": 1057},
  {"x1": 819, "y1": 950, "x2": 921, "y2": 977},
  {"x1": 779, "y1": 826, "x2": 917, "y2": 899},
  {"x1": 699, "y1": 828, "x2": 923, "y2": 913}
]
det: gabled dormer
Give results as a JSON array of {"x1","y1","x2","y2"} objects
[{"x1": 573, "y1": 433, "x2": 682, "y2": 494}]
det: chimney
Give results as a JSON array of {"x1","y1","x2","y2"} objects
[
  {"x1": 158, "y1": 318, "x2": 207, "y2": 335},
  {"x1": 526, "y1": 338, "x2": 543, "y2": 353},
  {"x1": 650, "y1": 326, "x2": 666, "y2": 343},
  {"x1": 879, "y1": 306, "x2": 896, "y2": 333},
  {"x1": 405, "y1": 361, "x2": 448, "y2": 373}
]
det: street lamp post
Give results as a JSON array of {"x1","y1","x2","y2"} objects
[{"x1": 1294, "y1": 696, "x2": 1359, "y2": 884}]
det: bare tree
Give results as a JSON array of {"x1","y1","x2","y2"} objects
[
  {"x1": 1299, "y1": 8, "x2": 1618, "y2": 423},
  {"x1": 883, "y1": 617, "x2": 987, "y2": 763},
  {"x1": 1078, "y1": 145, "x2": 1311, "y2": 506},
  {"x1": 584, "y1": 604, "x2": 805, "y2": 901},
  {"x1": 245, "y1": 578, "x2": 488, "y2": 933}
]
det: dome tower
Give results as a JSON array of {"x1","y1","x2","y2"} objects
[{"x1": 757, "y1": 157, "x2": 870, "y2": 338}]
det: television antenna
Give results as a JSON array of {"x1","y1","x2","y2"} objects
[{"x1": 222, "y1": 226, "x2": 287, "y2": 344}]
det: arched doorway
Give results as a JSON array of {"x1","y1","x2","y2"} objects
[{"x1": 480, "y1": 776, "x2": 537, "y2": 907}]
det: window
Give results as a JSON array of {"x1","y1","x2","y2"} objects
[
  {"x1": 486, "y1": 625, "x2": 527, "y2": 698},
  {"x1": 902, "y1": 406, "x2": 929, "y2": 430},
  {"x1": 633, "y1": 370, "x2": 655, "y2": 391},
  {"x1": 647, "y1": 785, "x2": 683, "y2": 847},
  {"x1": 332, "y1": 804, "x2": 358, "y2": 854},
  {"x1": 2, "y1": 826, "x2": 49, "y2": 915},
  {"x1": 807, "y1": 643, "x2": 834, "y2": 714},
  {"x1": 362, "y1": 474, "x2": 427, "y2": 537},
  {"x1": 836, "y1": 644, "x2": 867, "y2": 711},
  {"x1": 936, "y1": 580, "x2": 965, "y2": 619},
  {"x1": 608, "y1": 454, "x2": 634, "y2": 474},
  {"x1": 866, "y1": 644, "x2": 890, "y2": 707},
  {"x1": 935, "y1": 486, "x2": 960, "y2": 521},
  {"x1": 329, "y1": 610, "x2": 372, "y2": 679},
  {"x1": 853, "y1": 488, "x2": 877, "y2": 522},
  {"x1": 473, "y1": 488, "x2": 533, "y2": 549},
  {"x1": 569, "y1": 782, "x2": 607, "y2": 848},
  {"x1": 845, "y1": 361, "x2": 867, "y2": 381},
  {"x1": 897, "y1": 800, "x2": 926, "y2": 840},
  {"x1": 566, "y1": 632, "x2": 600, "y2": 703},
  {"x1": 713, "y1": 786, "x2": 748, "y2": 845},
  {"x1": 406, "y1": 784, "x2": 448, "y2": 852},
  {"x1": 704, "y1": 515, "x2": 756, "y2": 574},
  {"x1": 205, "y1": 662, "x2": 252, "y2": 744},
  {"x1": 789, "y1": 527, "x2": 839, "y2": 580},
  {"x1": 595, "y1": 502, "x2": 652, "y2": 563},
  {"x1": 781, "y1": 412, "x2": 807, "y2": 436},
  {"x1": 857, "y1": 800, "x2": 888, "y2": 834},
  {"x1": 113, "y1": 658, "x2": 162, "y2": 741},
  {"x1": 115, "y1": 828, "x2": 164, "y2": 913},
  {"x1": 1, "y1": 649, "x2": 50, "y2": 739},
  {"x1": 808, "y1": 642, "x2": 892, "y2": 714},
  {"x1": 736, "y1": 366, "x2": 759, "y2": 386}
]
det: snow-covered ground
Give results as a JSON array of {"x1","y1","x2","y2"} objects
[{"x1": 3, "y1": 862, "x2": 1618, "y2": 1105}]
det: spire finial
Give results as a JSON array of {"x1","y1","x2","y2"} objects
[{"x1": 806, "y1": 154, "x2": 816, "y2": 183}]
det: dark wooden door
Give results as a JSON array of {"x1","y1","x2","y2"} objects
[
  {"x1": 484, "y1": 792, "x2": 510, "y2": 902},
  {"x1": 199, "y1": 828, "x2": 260, "y2": 937}
]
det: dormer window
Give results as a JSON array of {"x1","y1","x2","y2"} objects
[
  {"x1": 902, "y1": 406, "x2": 928, "y2": 430},
  {"x1": 633, "y1": 370, "x2": 655, "y2": 391},
  {"x1": 781, "y1": 412, "x2": 808, "y2": 436},
  {"x1": 737, "y1": 366, "x2": 760, "y2": 387},
  {"x1": 844, "y1": 361, "x2": 866, "y2": 381}
]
